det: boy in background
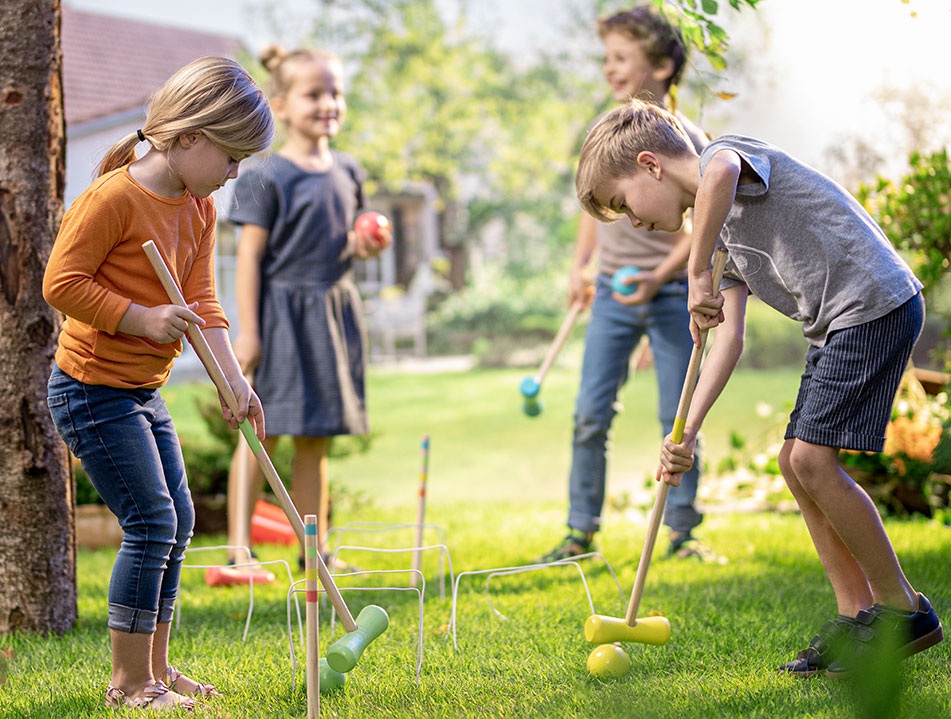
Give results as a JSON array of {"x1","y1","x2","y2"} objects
[{"x1": 539, "y1": 4, "x2": 715, "y2": 564}]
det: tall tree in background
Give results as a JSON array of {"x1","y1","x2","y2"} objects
[{"x1": 0, "y1": 0, "x2": 75, "y2": 633}]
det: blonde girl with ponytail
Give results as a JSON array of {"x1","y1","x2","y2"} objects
[{"x1": 43, "y1": 56, "x2": 273, "y2": 710}]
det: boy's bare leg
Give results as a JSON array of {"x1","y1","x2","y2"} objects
[
  {"x1": 779, "y1": 439, "x2": 873, "y2": 616},
  {"x1": 784, "y1": 438, "x2": 917, "y2": 612},
  {"x1": 291, "y1": 436, "x2": 331, "y2": 551}
]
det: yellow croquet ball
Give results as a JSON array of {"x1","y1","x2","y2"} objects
[{"x1": 586, "y1": 643, "x2": 631, "y2": 678}]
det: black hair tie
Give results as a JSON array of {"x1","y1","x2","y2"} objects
[{"x1": 136, "y1": 129, "x2": 146, "y2": 142}]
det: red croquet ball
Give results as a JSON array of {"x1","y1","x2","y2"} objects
[{"x1": 354, "y1": 211, "x2": 390, "y2": 244}]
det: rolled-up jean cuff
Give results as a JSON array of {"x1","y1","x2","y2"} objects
[
  {"x1": 157, "y1": 598, "x2": 176, "y2": 624},
  {"x1": 567, "y1": 511, "x2": 601, "y2": 535},
  {"x1": 663, "y1": 507, "x2": 703, "y2": 534},
  {"x1": 108, "y1": 603, "x2": 158, "y2": 634}
]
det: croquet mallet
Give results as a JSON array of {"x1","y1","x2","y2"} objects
[
  {"x1": 143, "y1": 241, "x2": 388, "y2": 673},
  {"x1": 519, "y1": 286, "x2": 593, "y2": 417},
  {"x1": 584, "y1": 248, "x2": 729, "y2": 646}
]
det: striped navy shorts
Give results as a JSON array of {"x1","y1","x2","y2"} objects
[{"x1": 784, "y1": 292, "x2": 924, "y2": 452}]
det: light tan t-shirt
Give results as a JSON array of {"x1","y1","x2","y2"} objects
[{"x1": 596, "y1": 111, "x2": 709, "y2": 277}]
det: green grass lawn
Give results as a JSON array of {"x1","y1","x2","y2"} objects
[{"x1": 4, "y1": 366, "x2": 950, "y2": 718}]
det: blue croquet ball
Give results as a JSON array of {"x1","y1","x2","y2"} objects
[
  {"x1": 611, "y1": 266, "x2": 641, "y2": 296},
  {"x1": 519, "y1": 376, "x2": 540, "y2": 398}
]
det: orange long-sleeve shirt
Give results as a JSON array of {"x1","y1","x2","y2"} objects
[{"x1": 43, "y1": 165, "x2": 229, "y2": 388}]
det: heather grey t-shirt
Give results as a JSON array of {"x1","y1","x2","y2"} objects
[
  {"x1": 596, "y1": 111, "x2": 708, "y2": 277},
  {"x1": 699, "y1": 135, "x2": 922, "y2": 347}
]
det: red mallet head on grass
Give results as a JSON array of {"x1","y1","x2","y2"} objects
[{"x1": 355, "y1": 211, "x2": 391, "y2": 246}]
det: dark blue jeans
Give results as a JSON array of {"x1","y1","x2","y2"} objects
[
  {"x1": 47, "y1": 364, "x2": 193, "y2": 634},
  {"x1": 568, "y1": 275, "x2": 702, "y2": 535}
]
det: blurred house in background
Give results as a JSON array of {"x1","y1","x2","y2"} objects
[
  {"x1": 62, "y1": 6, "x2": 241, "y2": 207},
  {"x1": 61, "y1": 6, "x2": 438, "y2": 372}
]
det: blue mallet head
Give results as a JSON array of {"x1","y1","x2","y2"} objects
[
  {"x1": 611, "y1": 266, "x2": 641, "y2": 296},
  {"x1": 519, "y1": 376, "x2": 540, "y2": 398},
  {"x1": 519, "y1": 376, "x2": 543, "y2": 417}
]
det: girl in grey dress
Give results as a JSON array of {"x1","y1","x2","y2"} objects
[{"x1": 225, "y1": 45, "x2": 390, "y2": 563}]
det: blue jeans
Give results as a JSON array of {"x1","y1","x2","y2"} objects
[
  {"x1": 47, "y1": 365, "x2": 194, "y2": 634},
  {"x1": 567, "y1": 275, "x2": 702, "y2": 535}
]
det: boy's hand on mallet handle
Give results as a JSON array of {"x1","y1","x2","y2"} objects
[
  {"x1": 657, "y1": 427, "x2": 698, "y2": 487},
  {"x1": 687, "y1": 269, "x2": 724, "y2": 345},
  {"x1": 612, "y1": 269, "x2": 661, "y2": 307},
  {"x1": 568, "y1": 268, "x2": 594, "y2": 309},
  {"x1": 220, "y1": 374, "x2": 266, "y2": 440}
]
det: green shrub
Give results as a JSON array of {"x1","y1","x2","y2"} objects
[
  {"x1": 838, "y1": 373, "x2": 950, "y2": 519},
  {"x1": 426, "y1": 261, "x2": 570, "y2": 357},
  {"x1": 858, "y1": 148, "x2": 951, "y2": 372},
  {"x1": 857, "y1": 149, "x2": 951, "y2": 295}
]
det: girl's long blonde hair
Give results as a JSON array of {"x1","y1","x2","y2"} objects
[{"x1": 98, "y1": 56, "x2": 274, "y2": 176}]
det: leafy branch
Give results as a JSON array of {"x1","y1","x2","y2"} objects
[{"x1": 652, "y1": 0, "x2": 761, "y2": 71}]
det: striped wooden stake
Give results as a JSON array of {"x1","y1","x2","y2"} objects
[
  {"x1": 410, "y1": 435, "x2": 430, "y2": 587},
  {"x1": 305, "y1": 514, "x2": 320, "y2": 718}
]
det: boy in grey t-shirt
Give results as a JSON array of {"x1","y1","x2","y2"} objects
[{"x1": 574, "y1": 99, "x2": 942, "y2": 677}]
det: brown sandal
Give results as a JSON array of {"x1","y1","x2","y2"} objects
[
  {"x1": 165, "y1": 665, "x2": 223, "y2": 698},
  {"x1": 105, "y1": 680, "x2": 195, "y2": 710}
]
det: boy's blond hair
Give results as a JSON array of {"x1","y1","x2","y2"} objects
[
  {"x1": 98, "y1": 57, "x2": 274, "y2": 176},
  {"x1": 576, "y1": 99, "x2": 693, "y2": 221}
]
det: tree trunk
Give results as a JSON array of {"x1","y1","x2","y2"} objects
[{"x1": 0, "y1": 0, "x2": 75, "y2": 634}]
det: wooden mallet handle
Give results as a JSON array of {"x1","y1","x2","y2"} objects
[
  {"x1": 142, "y1": 240, "x2": 358, "y2": 633},
  {"x1": 624, "y1": 248, "x2": 729, "y2": 626},
  {"x1": 534, "y1": 299, "x2": 585, "y2": 386}
]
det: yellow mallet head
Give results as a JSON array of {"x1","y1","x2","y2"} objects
[{"x1": 584, "y1": 614, "x2": 671, "y2": 645}]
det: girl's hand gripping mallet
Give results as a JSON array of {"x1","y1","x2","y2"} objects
[
  {"x1": 584, "y1": 249, "x2": 728, "y2": 646},
  {"x1": 142, "y1": 241, "x2": 388, "y2": 672},
  {"x1": 519, "y1": 286, "x2": 593, "y2": 417}
]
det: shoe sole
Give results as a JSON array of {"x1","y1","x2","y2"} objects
[
  {"x1": 778, "y1": 667, "x2": 825, "y2": 678},
  {"x1": 826, "y1": 622, "x2": 944, "y2": 678}
]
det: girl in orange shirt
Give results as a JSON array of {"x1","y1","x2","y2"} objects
[{"x1": 43, "y1": 57, "x2": 273, "y2": 710}]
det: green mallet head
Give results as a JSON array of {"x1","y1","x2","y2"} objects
[
  {"x1": 584, "y1": 614, "x2": 670, "y2": 645},
  {"x1": 326, "y1": 604, "x2": 389, "y2": 673},
  {"x1": 319, "y1": 658, "x2": 346, "y2": 693}
]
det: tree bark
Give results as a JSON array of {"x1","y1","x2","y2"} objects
[{"x1": 0, "y1": 0, "x2": 75, "y2": 634}]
